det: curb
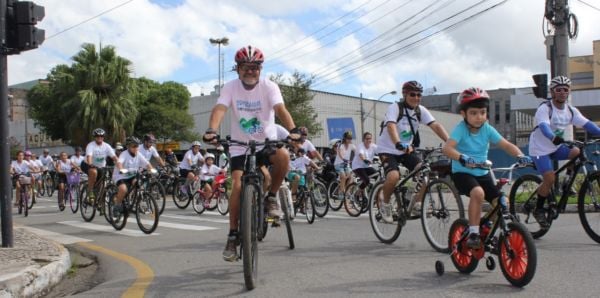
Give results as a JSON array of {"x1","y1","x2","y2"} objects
[{"x1": 0, "y1": 233, "x2": 72, "y2": 298}]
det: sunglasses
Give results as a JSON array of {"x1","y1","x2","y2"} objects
[
  {"x1": 554, "y1": 87, "x2": 569, "y2": 93},
  {"x1": 409, "y1": 92, "x2": 422, "y2": 97},
  {"x1": 365, "y1": 138, "x2": 372, "y2": 140},
  {"x1": 239, "y1": 64, "x2": 261, "y2": 72}
]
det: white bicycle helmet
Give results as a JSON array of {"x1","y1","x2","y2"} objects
[
  {"x1": 549, "y1": 76, "x2": 571, "y2": 90},
  {"x1": 191, "y1": 141, "x2": 202, "y2": 147},
  {"x1": 329, "y1": 138, "x2": 341, "y2": 148},
  {"x1": 204, "y1": 153, "x2": 215, "y2": 160}
]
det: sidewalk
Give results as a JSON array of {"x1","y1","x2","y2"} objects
[{"x1": 0, "y1": 226, "x2": 71, "y2": 298}]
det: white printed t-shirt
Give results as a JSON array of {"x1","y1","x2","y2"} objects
[
  {"x1": 290, "y1": 155, "x2": 311, "y2": 174},
  {"x1": 200, "y1": 164, "x2": 222, "y2": 181},
  {"x1": 70, "y1": 155, "x2": 85, "y2": 167},
  {"x1": 352, "y1": 143, "x2": 378, "y2": 170},
  {"x1": 11, "y1": 160, "x2": 31, "y2": 175},
  {"x1": 139, "y1": 145, "x2": 160, "y2": 162},
  {"x1": 334, "y1": 143, "x2": 356, "y2": 165},
  {"x1": 529, "y1": 102, "x2": 589, "y2": 156},
  {"x1": 217, "y1": 78, "x2": 284, "y2": 157},
  {"x1": 113, "y1": 150, "x2": 150, "y2": 182},
  {"x1": 85, "y1": 141, "x2": 116, "y2": 168},
  {"x1": 179, "y1": 150, "x2": 203, "y2": 170},
  {"x1": 376, "y1": 103, "x2": 435, "y2": 155}
]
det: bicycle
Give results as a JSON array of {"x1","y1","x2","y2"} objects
[
  {"x1": 344, "y1": 159, "x2": 384, "y2": 217},
  {"x1": 369, "y1": 147, "x2": 464, "y2": 253},
  {"x1": 436, "y1": 160, "x2": 537, "y2": 288},
  {"x1": 64, "y1": 171, "x2": 81, "y2": 213},
  {"x1": 327, "y1": 164, "x2": 352, "y2": 212},
  {"x1": 191, "y1": 173, "x2": 230, "y2": 216},
  {"x1": 290, "y1": 172, "x2": 316, "y2": 224},
  {"x1": 80, "y1": 167, "x2": 116, "y2": 223},
  {"x1": 14, "y1": 174, "x2": 33, "y2": 217},
  {"x1": 216, "y1": 136, "x2": 294, "y2": 290},
  {"x1": 42, "y1": 169, "x2": 56, "y2": 198},
  {"x1": 509, "y1": 139, "x2": 600, "y2": 243},
  {"x1": 172, "y1": 166, "x2": 201, "y2": 209},
  {"x1": 305, "y1": 167, "x2": 329, "y2": 218},
  {"x1": 144, "y1": 168, "x2": 167, "y2": 215}
]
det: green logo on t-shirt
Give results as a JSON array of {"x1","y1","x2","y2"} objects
[
  {"x1": 400, "y1": 130, "x2": 412, "y2": 141},
  {"x1": 240, "y1": 117, "x2": 263, "y2": 134},
  {"x1": 554, "y1": 129, "x2": 564, "y2": 138}
]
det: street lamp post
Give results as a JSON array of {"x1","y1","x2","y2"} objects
[
  {"x1": 209, "y1": 37, "x2": 229, "y2": 95},
  {"x1": 361, "y1": 91, "x2": 397, "y2": 137}
]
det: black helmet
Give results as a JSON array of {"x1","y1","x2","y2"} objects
[
  {"x1": 402, "y1": 80, "x2": 423, "y2": 92},
  {"x1": 75, "y1": 146, "x2": 82, "y2": 152},
  {"x1": 93, "y1": 128, "x2": 106, "y2": 137},
  {"x1": 126, "y1": 136, "x2": 141, "y2": 147}
]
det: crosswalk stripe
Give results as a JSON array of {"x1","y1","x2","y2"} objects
[
  {"x1": 23, "y1": 226, "x2": 93, "y2": 244},
  {"x1": 139, "y1": 219, "x2": 218, "y2": 231},
  {"x1": 59, "y1": 221, "x2": 159, "y2": 237},
  {"x1": 162, "y1": 214, "x2": 229, "y2": 224}
]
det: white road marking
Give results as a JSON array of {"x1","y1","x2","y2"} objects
[
  {"x1": 23, "y1": 226, "x2": 93, "y2": 244},
  {"x1": 163, "y1": 214, "x2": 229, "y2": 224},
  {"x1": 139, "y1": 219, "x2": 218, "y2": 231},
  {"x1": 59, "y1": 221, "x2": 159, "y2": 237}
]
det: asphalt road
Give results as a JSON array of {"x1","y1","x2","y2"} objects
[{"x1": 12, "y1": 193, "x2": 600, "y2": 297}]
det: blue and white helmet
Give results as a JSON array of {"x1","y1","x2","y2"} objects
[{"x1": 549, "y1": 76, "x2": 571, "y2": 90}]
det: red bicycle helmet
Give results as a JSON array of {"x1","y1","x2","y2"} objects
[
  {"x1": 402, "y1": 81, "x2": 423, "y2": 92},
  {"x1": 234, "y1": 46, "x2": 264, "y2": 64},
  {"x1": 457, "y1": 87, "x2": 490, "y2": 110}
]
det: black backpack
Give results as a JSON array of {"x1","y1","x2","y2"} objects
[{"x1": 379, "y1": 101, "x2": 421, "y2": 147}]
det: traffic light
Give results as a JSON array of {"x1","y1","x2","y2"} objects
[
  {"x1": 532, "y1": 74, "x2": 548, "y2": 99},
  {"x1": 5, "y1": 0, "x2": 45, "y2": 55}
]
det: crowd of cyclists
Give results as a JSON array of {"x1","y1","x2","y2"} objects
[{"x1": 9, "y1": 45, "x2": 600, "y2": 288}]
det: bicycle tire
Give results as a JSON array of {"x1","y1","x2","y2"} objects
[
  {"x1": 108, "y1": 189, "x2": 128, "y2": 231},
  {"x1": 149, "y1": 182, "x2": 166, "y2": 215},
  {"x1": 27, "y1": 187, "x2": 35, "y2": 210},
  {"x1": 217, "y1": 191, "x2": 230, "y2": 215},
  {"x1": 207, "y1": 190, "x2": 219, "y2": 211},
  {"x1": 69, "y1": 185, "x2": 79, "y2": 213},
  {"x1": 103, "y1": 185, "x2": 117, "y2": 224},
  {"x1": 37, "y1": 178, "x2": 45, "y2": 197},
  {"x1": 421, "y1": 178, "x2": 464, "y2": 253},
  {"x1": 241, "y1": 182, "x2": 260, "y2": 290},
  {"x1": 312, "y1": 181, "x2": 329, "y2": 217},
  {"x1": 577, "y1": 171, "x2": 600, "y2": 243},
  {"x1": 58, "y1": 189, "x2": 66, "y2": 211},
  {"x1": 306, "y1": 191, "x2": 316, "y2": 224},
  {"x1": 449, "y1": 218, "x2": 478, "y2": 274},
  {"x1": 328, "y1": 181, "x2": 344, "y2": 211},
  {"x1": 192, "y1": 192, "x2": 206, "y2": 215},
  {"x1": 344, "y1": 182, "x2": 362, "y2": 217},
  {"x1": 498, "y1": 221, "x2": 537, "y2": 287},
  {"x1": 45, "y1": 174, "x2": 55, "y2": 197},
  {"x1": 279, "y1": 189, "x2": 295, "y2": 249},
  {"x1": 79, "y1": 188, "x2": 96, "y2": 222},
  {"x1": 22, "y1": 189, "x2": 29, "y2": 217},
  {"x1": 136, "y1": 191, "x2": 159, "y2": 234},
  {"x1": 18, "y1": 190, "x2": 24, "y2": 215},
  {"x1": 508, "y1": 174, "x2": 552, "y2": 239},
  {"x1": 368, "y1": 181, "x2": 403, "y2": 244},
  {"x1": 172, "y1": 180, "x2": 191, "y2": 209}
]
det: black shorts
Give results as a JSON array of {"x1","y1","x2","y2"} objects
[
  {"x1": 116, "y1": 177, "x2": 135, "y2": 187},
  {"x1": 451, "y1": 172, "x2": 500, "y2": 203},
  {"x1": 230, "y1": 145, "x2": 277, "y2": 172},
  {"x1": 57, "y1": 173, "x2": 67, "y2": 185},
  {"x1": 379, "y1": 152, "x2": 421, "y2": 175},
  {"x1": 81, "y1": 162, "x2": 106, "y2": 180}
]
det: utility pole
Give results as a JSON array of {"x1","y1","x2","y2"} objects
[
  {"x1": 209, "y1": 37, "x2": 229, "y2": 95},
  {"x1": 1, "y1": 0, "x2": 12, "y2": 247},
  {"x1": 359, "y1": 93, "x2": 364, "y2": 137}
]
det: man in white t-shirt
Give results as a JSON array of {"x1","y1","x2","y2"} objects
[
  {"x1": 376, "y1": 81, "x2": 449, "y2": 222},
  {"x1": 179, "y1": 141, "x2": 204, "y2": 191},
  {"x1": 298, "y1": 127, "x2": 323, "y2": 161},
  {"x1": 203, "y1": 45, "x2": 300, "y2": 262},
  {"x1": 82, "y1": 128, "x2": 117, "y2": 202},
  {"x1": 139, "y1": 134, "x2": 165, "y2": 168},
  {"x1": 528, "y1": 76, "x2": 600, "y2": 227},
  {"x1": 70, "y1": 147, "x2": 85, "y2": 169}
]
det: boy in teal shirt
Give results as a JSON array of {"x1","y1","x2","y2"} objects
[{"x1": 443, "y1": 87, "x2": 531, "y2": 248}]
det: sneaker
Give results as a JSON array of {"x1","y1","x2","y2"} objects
[
  {"x1": 266, "y1": 194, "x2": 282, "y2": 219},
  {"x1": 411, "y1": 201, "x2": 422, "y2": 217},
  {"x1": 466, "y1": 233, "x2": 481, "y2": 249},
  {"x1": 222, "y1": 234, "x2": 239, "y2": 262},
  {"x1": 533, "y1": 208, "x2": 550, "y2": 228},
  {"x1": 381, "y1": 202, "x2": 394, "y2": 223},
  {"x1": 88, "y1": 191, "x2": 96, "y2": 204},
  {"x1": 112, "y1": 203, "x2": 123, "y2": 218}
]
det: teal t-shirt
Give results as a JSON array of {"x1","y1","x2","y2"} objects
[{"x1": 449, "y1": 121, "x2": 502, "y2": 176}]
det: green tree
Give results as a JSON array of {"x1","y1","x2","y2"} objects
[
  {"x1": 28, "y1": 43, "x2": 137, "y2": 146},
  {"x1": 270, "y1": 71, "x2": 323, "y2": 137},
  {"x1": 133, "y1": 79, "x2": 198, "y2": 142}
]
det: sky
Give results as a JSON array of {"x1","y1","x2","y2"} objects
[{"x1": 8, "y1": 0, "x2": 600, "y2": 101}]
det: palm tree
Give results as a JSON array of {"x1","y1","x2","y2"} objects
[{"x1": 60, "y1": 43, "x2": 137, "y2": 145}]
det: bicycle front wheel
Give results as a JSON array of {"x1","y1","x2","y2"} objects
[
  {"x1": 191, "y1": 192, "x2": 206, "y2": 215},
  {"x1": 368, "y1": 182, "x2": 402, "y2": 244},
  {"x1": 108, "y1": 190, "x2": 128, "y2": 231},
  {"x1": 578, "y1": 171, "x2": 600, "y2": 243},
  {"x1": 508, "y1": 174, "x2": 551, "y2": 239},
  {"x1": 37, "y1": 178, "x2": 45, "y2": 197},
  {"x1": 136, "y1": 191, "x2": 159, "y2": 234},
  {"x1": 312, "y1": 181, "x2": 329, "y2": 217},
  {"x1": 421, "y1": 178, "x2": 464, "y2": 253},
  {"x1": 328, "y1": 181, "x2": 343, "y2": 211},
  {"x1": 306, "y1": 192, "x2": 316, "y2": 224},
  {"x1": 241, "y1": 182, "x2": 260, "y2": 290},
  {"x1": 45, "y1": 174, "x2": 55, "y2": 197},
  {"x1": 149, "y1": 182, "x2": 166, "y2": 215},
  {"x1": 498, "y1": 222, "x2": 537, "y2": 287},
  {"x1": 279, "y1": 188, "x2": 295, "y2": 249},
  {"x1": 344, "y1": 183, "x2": 362, "y2": 217},
  {"x1": 217, "y1": 191, "x2": 229, "y2": 216},
  {"x1": 69, "y1": 185, "x2": 79, "y2": 213},
  {"x1": 172, "y1": 180, "x2": 191, "y2": 209},
  {"x1": 79, "y1": 188, "x2": 96, "y2": 222}
]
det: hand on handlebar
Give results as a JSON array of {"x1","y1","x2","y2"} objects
[
  {"x1": 458, "y1": 154, "x2": 476, "y2": 168},
  {"x1": 119, "y1": 168, "x2": 129, "y2": 174},
  {"x1": 552, "y1": 136, "x2": 565, "y2": 145},
  {"x1": 517, "y1": 155, "x2": 533, "y2": 167}
]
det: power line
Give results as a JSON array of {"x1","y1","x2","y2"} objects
[
  {"x1": 313, "y1": 0, "x2": 509, "y2": 88},
  {"x1": 46, "y1": 0, "x2": 137, "y2": 40},
  {"x1": 576, "y1": 0, "x2": 600, "y2": 12}
]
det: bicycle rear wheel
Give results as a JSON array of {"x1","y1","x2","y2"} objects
[
  {"x1": 192, "y1": 192, "x2": 206, "y2": 215},
  {"x1": 279, "y1": 188, "x2": 295, "y2": 249},
  {"x1": 344, "y1": 183, "x2": 362, "y2": 217},
  {"x1": 577, "y1": 171, "x2": 600, "y2": 243},
  {"x1": 421, "y1": 178, "x2": 464, "y2": 253},
  {"x1": 368, "y1": 182, "x2": 403, "y2": 244},
  {"x1": 136, "y1": 191, "x2": 159, "y2": 234},
  {"x1": 79, "y1": 188, "x2": 96, "y2": 222},
  {"x1": 172, "y1": 180, "x2": 191, "y2": 209},
  {"x1": 312, "y1": 181, "x2": 329, "y2": 217},
  {"x1": 328, "y1": 181, "x2": 343, "y2": 211},
  {"x1": 241, "y1": 182, "x2": 260, "y2": 290},
  {"x1": 508, "y1": 174, "x2": 552, "y2": 239}
]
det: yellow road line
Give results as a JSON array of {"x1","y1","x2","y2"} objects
[{"x1": 78, "y1": 242, "x2": 154, "y2": 298}]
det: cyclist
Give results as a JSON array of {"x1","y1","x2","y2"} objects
[
  {"x1": 165, "y1": 148, "x2": 179, "y2": 167},
  {"x1": 70, "y1": 147, "x2": 85, "y2": 169},
  {"x1": 111, "y1": 136, "x2": 155, "y2": 217},
  {"x1": 179, "y1": 141, "x2": 204, "y2": 194},
  {"x1": 139, "y1": 134, "x2": 166, "y2": 168},
  {"x1": 30, "y1": 153, "x2": 44, "y2": 195},
  {"x1": 288, "y1": 148, "x2": 320, "y2": 203},
  {"x1": 443, "y1": 87, "x2": 531, "y2": 248},
  {"x1": 215, "y1": 146, "x2": 228, "y2": 170},
  {"x1": 200, "y1": 153, "x2": 226, "y2": 207},
  {"x1": 81, "y1": 128, "x2": 118, "y2": 203},
  {"x1": 56, "y1": 152, "x2": 73, "y2": 209},
  {"x1": 376, "y1": 80, "x2": 449, "y2": 222},
  {"x1": 351, "y1": 132, "x2": 378, "y2": 199},
  {"x1": 298, "y1": 127, "x2": 323, "y2": 161},
  {"x1": 40, "y1": 148, "x2": 55, "y2": 175},
  {"x1": 528, "y1": 76, "x2": 600, "y2": 227},
  {"x1": 203, "y1": 45, "x2": 299, "y2": 261},
  {"x1": 10, "y1": 151, "x2": 34, "y2": 207},
  {"x1": 334, "y1": 131, "x2": 355, "y2": 200}
]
